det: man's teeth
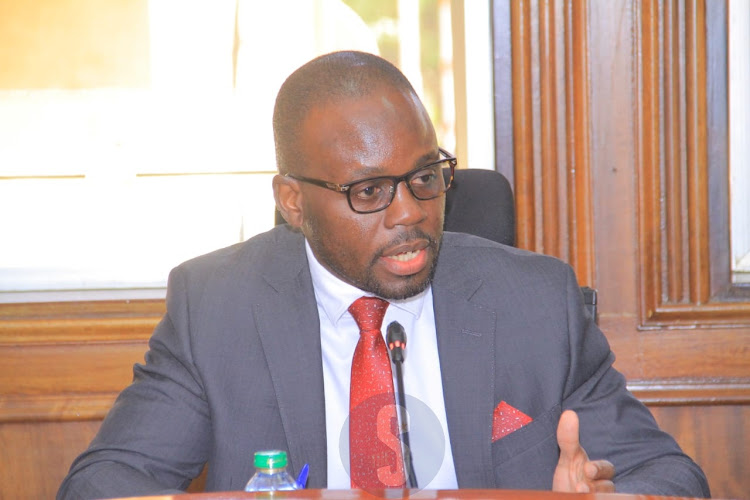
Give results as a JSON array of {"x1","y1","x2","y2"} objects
[{"x1": 390, "y1": 250, "x2": 420, "y2": 261}]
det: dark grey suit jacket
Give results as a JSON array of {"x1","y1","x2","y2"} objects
[{"x1": 57, "y1": 226, "x2": 710, "y2": 499}]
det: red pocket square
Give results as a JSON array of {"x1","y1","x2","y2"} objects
[{"x1": 492, "y1": 401, "x2": 533, "y2": 442}]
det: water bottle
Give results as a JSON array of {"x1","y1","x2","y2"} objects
[{"x1": 244, "y1": 450, "x2": 299, "y2": 492}]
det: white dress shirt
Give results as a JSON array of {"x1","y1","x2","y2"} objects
[{"x1": 305, "y1": 241, "x2": 458, "y2": 489}]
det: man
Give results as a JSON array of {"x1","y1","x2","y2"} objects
[{"x1": 58, "y1": 51, "x2": 710, "y2": 498}]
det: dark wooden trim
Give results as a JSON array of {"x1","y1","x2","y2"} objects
[
  {"x1": 629, "y1": 379, "x2": 750, "y2": 406},
  {"x1": 0, "y1": 300, "x2": 164, "y2": 344},
  {"x1": 600, "y1": 315, "x2": 750, "y2": 380},
  {"x1": 663, "y1": 0, "x2": 684, "y2": 303},
  {"x1": 685, "y1": 0, "x2": 711, "y2": 305},
  {"x1": 563, "y1": 0, "x2": 594, "y2": 286},
  {"x1": 510, "y1": 0, "x2": 537, "y2": 251},
  {"x1": 540, "y1": 0, "x2": 561, "y2": 258},
  {"x1": 634, "y1": 0, "x2": 750, "y2": 327},
  {"x1": 496, "y1": 0, "x2": 595, "y2": 285},
  {"x1": 640, "y1": 302, "x2": 750, "y2": 327},
  {"x1": 0, "y1": 393, "x2": 119, "y2": 423}
]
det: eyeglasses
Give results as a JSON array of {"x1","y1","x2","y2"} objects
[{"x1": 286, "y1": 148, "x2": 457, "y2": 214}]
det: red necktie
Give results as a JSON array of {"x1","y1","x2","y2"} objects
[{"x1": 348, "y1": 297, "x2": 406, "y2": 489}]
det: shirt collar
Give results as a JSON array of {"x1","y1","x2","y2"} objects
[{"x1": 305, "y1": 239, "x2": 429, "y2": 325}]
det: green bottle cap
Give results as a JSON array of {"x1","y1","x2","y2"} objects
[{"x1": 254, "y1": 450, "x2": 288, "y2": 469}]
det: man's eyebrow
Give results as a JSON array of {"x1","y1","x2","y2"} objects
[
  {"x1": 412, "y1": 149, "x2": 441, "y2": 168},
  {"x1": 351, "y1": 149, "x2": 441, "y2": 180}
]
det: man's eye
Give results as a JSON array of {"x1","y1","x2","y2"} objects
[
  {"x1": 411, "y1": 169, "x2": 438, "y2": 186},
  {"x1": 352, "y1": 182, "x2": 383, "y2": 199}
]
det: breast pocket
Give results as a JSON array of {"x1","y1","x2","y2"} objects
[{"x1": 490, "y1": 404, "x2": 560, "y2": 489}]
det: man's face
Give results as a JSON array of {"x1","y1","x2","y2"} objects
[{"x1": 295, "y1": 87, "x2": 445, "y2": 300}]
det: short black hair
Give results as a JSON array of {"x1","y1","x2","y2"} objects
[{"x1": 272, "y1": 51, "x2": 418, "y2": 175}]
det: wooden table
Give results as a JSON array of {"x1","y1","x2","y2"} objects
[{"x1": 116, "y1": 489, "x2": 718, "y2": 500}]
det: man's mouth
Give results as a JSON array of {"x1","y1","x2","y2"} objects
[
  {"x1": 389, "y1": 249, "x2": 421, "y2": 262},
  {"x1": 380, "y1": 246, "x2": 429, "y2": 276}
]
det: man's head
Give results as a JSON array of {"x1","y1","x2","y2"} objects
[{"x1": 272, "y1": 51, "x2": 450, "y2": 300}]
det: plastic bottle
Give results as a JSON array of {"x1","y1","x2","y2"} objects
[{"x1": 244, "y1": 450, "x2": 299, "y2": 492}]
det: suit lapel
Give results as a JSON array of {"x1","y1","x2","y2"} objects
[
  {"x1": 433, "y1": 241, "x2": 497, "y2": 488},
  {"x1": 252, "y1": 230, "x2": 328, "y2": 487}
]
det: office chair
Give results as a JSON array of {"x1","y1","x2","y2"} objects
[{"x1": 273, "y1": 168, "x2": 598, "y2": 321}]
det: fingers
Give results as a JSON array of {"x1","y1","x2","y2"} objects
[
  {"x1": 585, "y1": 460, "x2": 615, "y2": 481},
  {"x1": 575, "y1": 479, "x2": 615, "y2": 493},
  {"x1": 553, "y1": 410, "x2": 586, "y2": 492},
  {"x1": 574, "y1": 462, "x2": 616, "y2": 493},
  {"x1": 553, "y1": 410, "x2": 617, "y2": 493},
  {"x1": 556, "y1": 409, "x2": 581, "y2": 459}
]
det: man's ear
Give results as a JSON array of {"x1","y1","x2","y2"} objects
[{"x1": 273, "y1": 174, "x2": 304, "y2": 228}]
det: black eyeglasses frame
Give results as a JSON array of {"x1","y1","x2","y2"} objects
[{"x1": 285, "y1": 147, "x2": 457, "y2": 214}]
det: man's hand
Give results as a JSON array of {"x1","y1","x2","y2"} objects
[{"x1": 553, "y1": 410, "x2": 616, "y2": 493}]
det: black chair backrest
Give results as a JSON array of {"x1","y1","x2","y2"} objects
[{"x1": 443, "y1": 168, "x2": 516, "y2": 247}]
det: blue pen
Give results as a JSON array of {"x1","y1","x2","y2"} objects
[{"x1": 296, "y1": 463, "x2": 309, "y2": 489}]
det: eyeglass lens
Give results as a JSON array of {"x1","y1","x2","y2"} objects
[{"x1": 348, "y1": 162, "x2": 448, "y2": 213}]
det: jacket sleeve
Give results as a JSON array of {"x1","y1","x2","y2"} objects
[
  {"x1": 57, "y1": 266, "x2": 210, "y2": 500},
  {"x1": 560, "y1": 266, "x2": 710, "y2": 497}
]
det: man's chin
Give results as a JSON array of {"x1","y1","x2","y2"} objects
[
  {"x1": 376, "y1": 282, "x2": 430, "y2": 301},
  {"x1": 364, "y1": 267, "x2": 435, "y2": 300}
]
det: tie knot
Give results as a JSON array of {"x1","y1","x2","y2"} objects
[{"x1": 348, "y1": 296, "x2": 389, "y2": 334}]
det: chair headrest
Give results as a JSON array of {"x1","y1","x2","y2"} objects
[{"x1": 443, "y1": 168, "x2": 516, "y2": 247}]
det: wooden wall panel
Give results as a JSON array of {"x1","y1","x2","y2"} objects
[
  {"x1": 0, "y1": 300, "x2": 160, "y2": 423},
  {"x1": 0, "y1": 420, "x2": 101, "y2": 500},
  {"x1": 0, "y1": 301, "x2": 158, "y2": 499},
  {"x1": 493, "y1": 1, "x2": 750, "y2": 499},
  {"x1": 650, "y1": 405, "x2": 750, "y2": 500},
  {"x1": 508, "y1": 0, "x2": 595, "y2": 286},
  {"x1": 0, "y1": 418, "x2": 206, "y2": 499},
  {"x1": 0, "y1": 303, "x2": 210, "y2": 498}
]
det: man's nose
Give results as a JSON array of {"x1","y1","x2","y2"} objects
[{"x1": 383, "y1": 180, "x2": 426, "y2": 227}]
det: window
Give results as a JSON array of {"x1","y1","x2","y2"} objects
[{"x1": 0, "y1": 0, "x2": 493, "y2": 302}]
